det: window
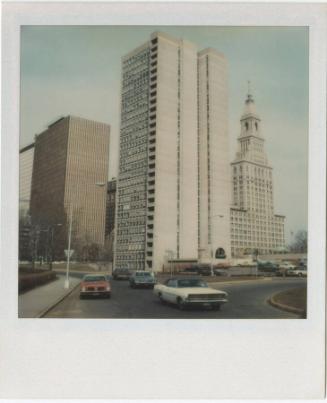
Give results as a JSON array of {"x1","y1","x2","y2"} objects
[
  {"x1": 166, "y1": 279, "x2": 177, "y2": 287},
  {"x1": 215, "y1": 248, "x2": 226, "y2": 259}
]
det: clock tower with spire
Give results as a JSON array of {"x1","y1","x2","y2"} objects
[{"x1": 230, "y1": 86, "x2": 285, "y2": 257}]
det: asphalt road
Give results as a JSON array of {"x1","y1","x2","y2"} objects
[{"x1": 44, "y1": 277, "x2": 306, "y2": 319}]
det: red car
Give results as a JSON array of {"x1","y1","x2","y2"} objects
[{"x1": 80, "y1": 274, "x2": 111, "y2": 299}]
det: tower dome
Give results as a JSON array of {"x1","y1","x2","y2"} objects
[{"x1": 243, "y1": 92, "x2": 257, "y2": 115}]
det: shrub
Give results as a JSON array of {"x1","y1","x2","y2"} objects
[{"x1": 19, "y1": 271, "x2": 57, "y2": 293}]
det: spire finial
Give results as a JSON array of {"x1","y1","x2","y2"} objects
[
  {"x1": 247, "y1": 80, "x2": 251, "y2": 96},
  {"x1": 246, "y1": 80, "x2": 253, "y2": 103}
]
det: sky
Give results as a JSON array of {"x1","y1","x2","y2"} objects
[{"x1": 20, "y1": 26, "x2": 308, "y2": 244}]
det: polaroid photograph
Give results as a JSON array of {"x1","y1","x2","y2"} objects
[{"x1": 1, "y1": 1, "x2": 326, "y2": 400}]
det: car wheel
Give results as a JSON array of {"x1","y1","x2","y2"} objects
[
  {"x1": 158, "y1": 293, "x2": 166, "y2": 304},
  {"x1": 107, "y1": 293, "x2": 111, "y2": 299},
  {"x1": 177, "y1": 297, "x2": 185, "y2": 310},
  {"x1": 79, "y1": 294, "x2": 84, "y2": 300}
]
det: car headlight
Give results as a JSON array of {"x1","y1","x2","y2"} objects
[
  {"x1": 106, "y1": 286, "x2": 110, "y2": 291},
  {"x1": 82, "y1": 287, "x2": 86, "y2": 292}
]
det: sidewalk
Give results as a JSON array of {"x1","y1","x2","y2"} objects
[{"x1": 18, "y1": 274, "x2": 81, "y2": 318}]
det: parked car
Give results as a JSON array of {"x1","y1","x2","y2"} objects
[
  {"x1": 298, "y1": 258, "x2": 307, "y2": 267},
  {"x1": 213, "y1": 268, "x2": 226, "y2": 276},
  {"x1": 129, "y1": 271, "x2": 156, "y2": 288},
  {"x1": 257, "y1": 261, "x2": 279, "y2": 275},
  {"x1": 183, "y1": 267, "x2": 199, "y2": 274},
  {"x1": 113, "y1": 268, "x2": 131, "y2": 280},
  {"x1": 286, "y1": 268, "x2": 307, "y2": 277},
  {"x1": 197, "y1": 266, "x2": 212, "y2": 276},
  {"x1": 279, "y1": 261, "x2": 297, "y2": 270},
  {"x1": 80, "y1": 274, "x2": 111, "y2": 299},
  {"x1": 183, "y1": 265, "x2": 212, "y2": 276},
  {"x1": 154, "y1": 277, "x2": 228, "y2": 310}
]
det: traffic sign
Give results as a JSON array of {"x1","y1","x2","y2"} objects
[{"x1": 64, "y1": 249, "x2": 74, "y2": 258}]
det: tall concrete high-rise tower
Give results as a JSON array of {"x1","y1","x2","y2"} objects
[
  {"x1": 198, "y1": 49, "x2": 231, "y2": 263},
  {"x1": 115, "y1": 32, "x2": 230, "y2": 271},
  {"x1": 230, "y1": 88, "x2": 285, "y2": 256},
  {"x1": 30, "y1": 116, "x2": 110, "y2": 256}
]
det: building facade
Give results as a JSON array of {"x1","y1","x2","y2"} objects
[
  {"x1": 230, "y1": 92, "x2": 285, "y2": 256},
  {"x1": 30, "y1": 116, "x2": 110, "y2": 258},
  {"x1": 105, "y1": 178, "x2": 116, "y2": 237},
  {"x1": 19, "y1": 143, "x2": 35, "y2": 260},
  {"x1": 115, "y1": 32, "x2": 230, "y2": 271},
  {"x1": 198, "y1": 49, "x2": 231, "y2": 263},
  {"x1": 19, "y1": 142, "x2": 35, "y2": 218}
]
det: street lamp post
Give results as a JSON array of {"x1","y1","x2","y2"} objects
[
  {"x1": 64, "y1": 182, "x2": 106, "y2": 289},
  {"x1": 165, "y1": 249, "x2": 174, "y2": 277},
  {"x1": 209, "y1": 214, "x2": 224, "y2": 276},
  {"x1": 64, "y1": 204, "x2": 73, "y2": 289},
  {"x1": 49, "y1": 223, "x2": 62, "y2": 270},
  {"x1": 32, "y1": 226, "x2": 40, "y2": 270}
]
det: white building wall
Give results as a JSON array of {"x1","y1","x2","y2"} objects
[
  {"x1": 198, "y1": 53, "x2": 209, "y2": 259},
  {"x1": 179, "y1": 40, "x2": 198, "y2": 259},
  {"x1": 198, "y1": 49, "x2": 231, "y2": 262},
  {"x1": 151, "y1": 33, "x2": 198, "y2": 271}
]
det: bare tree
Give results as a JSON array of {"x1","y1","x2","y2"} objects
[{"x1": 289, "y1": 230, "x2": 307, "y2": 253}]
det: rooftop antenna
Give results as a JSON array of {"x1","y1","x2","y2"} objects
[{"x1": 247, "y1": 80, "x2": 253, "y2": 102}]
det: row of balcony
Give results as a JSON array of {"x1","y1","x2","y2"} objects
[{"x1": 144, "y1": 38, "x2": 159, "y2": 265}]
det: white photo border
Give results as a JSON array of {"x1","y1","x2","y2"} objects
[{"x1": 1, "y1": 2, "x2": 326, "y2": 399}]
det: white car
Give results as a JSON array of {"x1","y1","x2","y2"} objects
[
  {"x1": 279, "y1": 261, "x2": 297, "y2": 270},
  {"x1": 154, "y1": 277, "x2": 228, "y2": 310},
  {"x1": 286, "y1": 268, "x2": 307, "y2": 277}
]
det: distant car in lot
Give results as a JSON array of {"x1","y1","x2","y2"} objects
[
  {"x1": 197, "y1": 266, "x2": 212, "y2": 276},
  {"x1": 257, "y1": 261, "x2": 279, "y2": 275},
  {"x1": 213, "y1": 268, "x2": 227, "y2": 276},
  {"x1": 113, "y1": 268, "x2": 131, "y2": 280},
  {"x1": 286, "y1": 268, "x2": 307, "y2": 277},
  {"x1": 129, "y1": 271, "x2": 156, "y2": 288},
  {"x1": 183, "y1": 267, "x2": 199, "y2": 274},
  {"x1": 154, "y1": 277, "x2": 228, "y2": 310},
  {"x1": 298, "y1": 258, "x2": 307, "y2": 267},
  {"x1": 183, "y1": 266, "x2": 212, "y2": 276},
  {"x1": 80, "y1": 274, "x2": 111, "y2": 299},
  {"x1": 279, "y1": 261, "x2": 297, "y2": 270}
]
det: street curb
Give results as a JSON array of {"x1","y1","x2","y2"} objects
[
  {"x1": 268, "y1": 294, "x2": 305, "y2": 317},
  {"x1": 210, "y1": 277, "x2": 273, "y2": 287},
  {"x1": 36, "y1": 280, "x2": 81, "y2": 318}
]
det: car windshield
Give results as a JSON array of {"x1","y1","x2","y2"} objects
[
  {"x1": 177, "y1": 279, "x2": 208, "y2": 288},
  {"x1": 84, "y1": 276, "x2": 106, "y2": 282}
]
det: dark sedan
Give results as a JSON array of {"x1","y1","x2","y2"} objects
[{"x1": 113, "y1": 268, "x2": 131, "y2": 280}]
